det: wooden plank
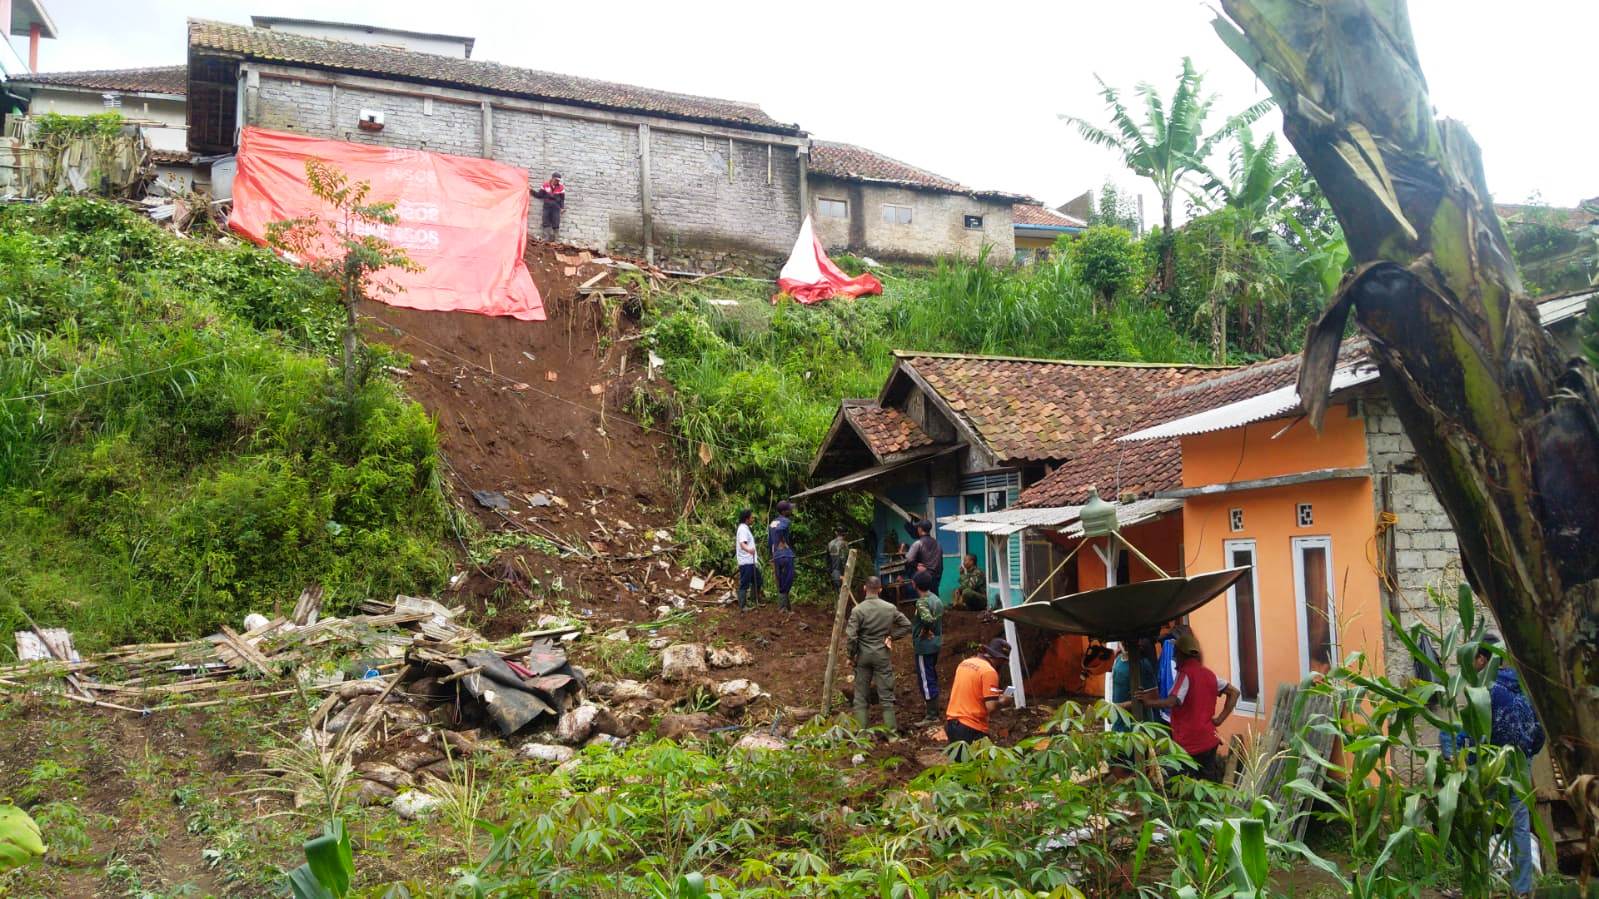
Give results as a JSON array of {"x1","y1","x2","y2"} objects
[
  {"x1": 219, "y1": 626, "x2": 275, "y2": 678},
  {"x1": 821, "y1": 548, "x2": 859, "y2": 715}
]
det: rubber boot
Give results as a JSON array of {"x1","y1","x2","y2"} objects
[
  {"x1": 916, "y1": 699, "x2": 938, "y2": 727},
  {"x1": 778, "y1": 592, "x2": 790, "y2": 611},
  {"x1": 883, "y1": 703, "x2": 897, "y2": 735},
  {"x1": 737, "y1": 583, "x2": 749, "y2": 611}
]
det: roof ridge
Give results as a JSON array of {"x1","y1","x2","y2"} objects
[
  {"x1": 187, "y1": 18, "x2": 794, "y2": 132},
  {"x1": 894, "y1": 349, "x2": 1232, "y2": 369},
  {"x1": 24, "y1": 63, "x2": 187, "y2": 77}
]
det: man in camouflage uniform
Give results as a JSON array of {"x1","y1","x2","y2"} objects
[{"x1": 845, "y1": 576, "x2": 912, "y2": 733}]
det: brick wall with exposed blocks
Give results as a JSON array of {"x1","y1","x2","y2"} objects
[
  {"x1": 808, "y1": 175, "x2": 1015, "y2": 264},
  {"x1": 1364, "y1": 391, "x2": 1488, "y2": 684},
  {"x1": 249, "y1": 70, "x2": 800, "y2": 271}
]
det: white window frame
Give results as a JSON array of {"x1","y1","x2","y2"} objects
[
  {"x1": 1224, "y1": 539, "x2": 1263, "y2": 715},
  {"x1": 882, "y1": 203, "x2": 913, "y2": 225},
  {"x1": 817, "y1": 197, "x2": 849, "y2": 219},
  {"x1": 1292, "y1": 535, "x2": 1338, "y2": 677}
]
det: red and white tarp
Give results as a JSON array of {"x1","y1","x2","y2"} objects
[
  {"x1": 774, "y1": 216, "x2": 883, "y2": 304},
  {"x1": 229, "y1": 127, "x2": 545, "y2": 320}
]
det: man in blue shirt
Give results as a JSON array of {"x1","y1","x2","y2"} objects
[{"x1": 768, "y1": 501, "x2": 797, "y2": 611}]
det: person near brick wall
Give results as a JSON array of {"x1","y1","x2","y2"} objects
[{"x1": 533, "y1": 171, "x2": 566, "y2": 236}]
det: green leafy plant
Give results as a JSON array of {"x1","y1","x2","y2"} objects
[
  {"x1": 0, "y1": 803, "x2": 45, "y2": 872},
  {"x1": 267, "y1": 160, "x2": 421, "y2": 431},
  {"x1": 286, "y1": 818, "x2": 354, "y2": 899}
]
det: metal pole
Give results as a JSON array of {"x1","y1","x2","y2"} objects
[{"x1": 992, "y1": 533, "x2": 1027, "y2": 709}]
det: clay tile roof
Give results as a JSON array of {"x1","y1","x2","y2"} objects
[
  {"x1": 13, "y1": 64, "x2": 189, "y2": 95},
  {"x1": 902, "y1": 352, "x2": 1222, "y2": 466},
  {"x1": 187, "y1": 19, "x2": 800, "y2": 134},
  {"x1": 810, "y1": 141, "x2": 1028, "y2": 201},
  {"x1": 1012, "y1": 203, "x2": 1086, "y2": 229},
  {"x1": 1017, "y1": 341, "x2": 1370, "y2": 508},
  {"x1": 845, "y1": 404, "x2": 934, "y2": 458},
  {"x1": 151, "y1": 149, "x2": 192, "y2": 165}
]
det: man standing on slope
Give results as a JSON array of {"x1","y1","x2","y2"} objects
[
  {"x1": 1139, "y1": 632, "x2": 1239, "y2": 780},
  {"x1": 827, "y1": 528, "x2": 850, "y2": 592},
  {"x1": 944, "y1": 638, "x2": 1015, "y2": 751},
  {"x1": 532, "y1": 171, "x2": 566, "y2": 237},
  {"x1": 734, "y1": 509, "x2": 760, "y2": 611},
  {"x1": 845, "y1": 576, "x2": 912, "y2": 734},
  {"x1": 904, "y1": 519, "x2": 943, "y2": 590},
  {"x1": 910, "y1": 570, "x2": 946, "y2": 726},
  {"x1": 769, "y1": 501, "x2": 797, "y2": 611}
]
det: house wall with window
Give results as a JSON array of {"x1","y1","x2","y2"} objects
[
  {"x1": 806, "y1": 174, "x2": 1014, "y2": 263},
  {"x1": 1175, "y1": 406, "x2": 1387, "y2": 742}
]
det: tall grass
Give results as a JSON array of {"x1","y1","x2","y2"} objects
[{"x1": 0, "y1": 198, "x2": 448, "y2": 649}]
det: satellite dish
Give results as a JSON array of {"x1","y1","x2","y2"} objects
[{"x1": 995, "y1": 566, "x2": 1250, "y2": 641}]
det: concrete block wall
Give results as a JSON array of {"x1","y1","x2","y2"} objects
[
  {"x1": 808, "y1": 175, "x2": 1014, "y2": 263},
  {"x1": 249, "y1": 69, "x2": 799, "y2": 271},
  {"x1": 1363, "y1": 392, "x2": 1484, "y2": 684}
]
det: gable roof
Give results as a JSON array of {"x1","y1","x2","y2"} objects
[
  {"x1": 248, "y1": 17, "x2": 477, "y2": 57},
  {"x1": 845, "y1": 403, "x2": 935, "y2": 458},
  {"x1": 12, "y1": 64, "x2": 188, "y2": 96},
  {"x1": 1017, "y1": 343, "x2": 1366, "y2": 508},
  {"x1": 897, "y1": 352, "x2": 1222, "y2": 465},
  {"x1": 187, "y1": 19, "x2": 800, "y2": 135},
  {"x1": 1012, "y1": 203, "x2": 1086, "y2": 230},
  {"x1": 810, "y1": 141, "x2": 1029, "y2": 202}
]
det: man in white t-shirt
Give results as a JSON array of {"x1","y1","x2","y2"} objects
[{"x1": 735, "y1": 508, "x2": 761, "y2": 610}]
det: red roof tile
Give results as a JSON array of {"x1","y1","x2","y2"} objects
[
  {"x1": 14, "y1": 64, "x2": 188, "y2": 95},
  {"x1": 1012, "y1": 203, "x2": 1085, "y2": 229},
  {"x1": 810, "y1": 141, "x2": 1029, "y2": 201},
  {"x1": 188, "y1": 19, "x2": 799, "y2": 134},
  {"x1": 1017, "y1": 342, "x2": 1368, "y2": 507},
  {"x1": 845, "y1": 404, "x2": 934, "y2": 458},
  {"x1": 902, "y1": 353, "x2": 1222, "y2": 465}
]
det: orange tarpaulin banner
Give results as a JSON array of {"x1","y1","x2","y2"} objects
[{"x1": 229, "y1": 127, "x2": 544, "y2": 321}]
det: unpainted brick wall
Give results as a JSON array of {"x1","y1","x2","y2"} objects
[
  {"x1": 808, "y1": 176, "x2": 1015, "y2": 263},
  {"x1": 250, "y1": 70, "x2": 798, "y2": 265}
]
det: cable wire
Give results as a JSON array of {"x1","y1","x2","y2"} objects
[{"x1": 1, "y1": 351, "x2": 233, "y2": 404}]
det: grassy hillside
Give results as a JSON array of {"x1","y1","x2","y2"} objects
[{"x1": 0, "y1": 198, "x2": 449, "y2": 649}]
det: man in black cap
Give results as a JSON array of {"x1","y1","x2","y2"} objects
[
  {"x1": 944, "y1": 638, "x2": 1014, "y2": 748},
  {"x1": 533, "y1": 171, "x2": 566, "y2": 236}
]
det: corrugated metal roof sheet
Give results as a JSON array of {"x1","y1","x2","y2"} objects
[
  {"x1": 937, "y1": 497, "x2": 1182, "y2": 537},
  {"x1": 1118, "y1": 363, "x2": 1381, "y2": 442}
]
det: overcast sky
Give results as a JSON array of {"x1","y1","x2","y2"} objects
[{"x1": 23, "y1": 1, "x2": 1595, "y2": 216}]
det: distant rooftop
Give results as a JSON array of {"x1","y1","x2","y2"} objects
[
  {"x1": 810, "y1": 140, "x2": 1029, "y2": 202},
  {"x1": 11, "y1": 64, "x2": 187, "y2": 95},
  {"x1": 249, "y1": 16, "x2": 476, "y2": 58}
]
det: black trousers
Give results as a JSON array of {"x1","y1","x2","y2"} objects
[{"x1": 945, "y1": 719, "x2": 988, "y2": 746}]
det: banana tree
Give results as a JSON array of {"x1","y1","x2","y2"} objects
[
  {"x1": 1062, "y1": 58, "x2": 1272, "y2": 293},
  {"x1": 1213, "y1": 0, "x2": 1599, "y2": 785}
]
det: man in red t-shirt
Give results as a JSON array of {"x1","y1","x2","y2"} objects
[{"x1": 1139, "y1": 632, "x2": 1239, "y2": 780}]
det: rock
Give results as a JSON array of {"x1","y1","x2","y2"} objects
[
  {"x1": 417, "y1": 759, "x2": 457, "y2": 782},
  {"x1": 734, "y1": 732, "x2": 788, "y2": 751},
  {"x1": 653, "y1": 604, "x2": 674, "y2": 619},
  {"x1": 591, "y1": 679, "x2": 654, "y2": 703},
  {"x1": 585, "y1": 732, "x2": 626, "y2": 750},
  {"x1": 556, "y1": 703, "x2": 601, "y2": 745},
  {"x1": 355, "y1": 762, "x2": 412, "y2": 789},
  {"x1": 708, "y1": 645, "x2": 754, "y2": 669},
  {"x1": 714, "y1": 679, "x2": 767, "y2": 712},
  {"x1": 440, "y1": 729, "x2": 483, "y2": 757},
  {"x1": 392, "y1": 790, "x2": 443, "y2": 820},
  {"x1": 851, "y1": 753, "x2": 867, "y2": 766},
  {"x1": 648, "y1": 637, "x2": 670, "y2": 650},
  {"x1": 336, "y1": 679, "x2": 388, "y2": 701},
  {"x1": 519, "y1": 742, "x2": 576, "y2": 765},
  {"x1": 554, "y1": 756, "x2": 583, "y2": 775},
  {"x1": 603, "y1": 629, "x2": 631, "y2": 642},
  {"x1": 392, "y1": 747, "x2": 445, "y2": 773},
  {"x1": 378, "y1": 704, "x2": 431, "y2": 730},
  {"x1": 784, "y1": 706, "x2": 820, "y2": 725},
  {"x1": 298, "y1": 727, "x2": 332, "y2": 752},
  {"x1": 355, "y1": 779, "x2": 396, "y2": 807},
  {"x1": 657, "y1": 712, "x2": 717, "y2": 741},
  {"x1": 324, "y1": 696, "x2": 375, "y2": 734},
  {"x1": 660, "y1": 643, "x2": 708, "y2": 682}
]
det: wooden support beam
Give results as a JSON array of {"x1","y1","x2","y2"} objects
[
  {"x1": 638, "y1": 123, "x2": 654, "y2": 265},
  {"x1": 872, "y1": 491, "x2": 918, "y2": 525},
  {"x1": 821, "y1": 548, "x2": 859, "y2": 716}
]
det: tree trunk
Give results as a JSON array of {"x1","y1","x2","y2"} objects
[
  {"x1": 1216, "y1": 0, "x2": 1599, "y2": 785},
  {"x1": 341, "y1": 281, "x2": 359, "y2": 431},
  {"x1": 1160, "y1": 194, "x2": 1177, "y2": 293}
]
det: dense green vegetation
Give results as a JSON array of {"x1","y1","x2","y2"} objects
[{"x1": 0, "y1": 198, "x2": 450, "y2": 649}]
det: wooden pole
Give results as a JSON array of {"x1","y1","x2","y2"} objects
[{"x1": 820, "y1": 548, "x2": 859, "y2": 715}]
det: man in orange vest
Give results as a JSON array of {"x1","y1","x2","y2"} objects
[
  {"x1": 1139, "y1": 632, "x2": 1240, "y2": 780},
  {"x1": 943, "y1": 638, "x2": 1015, "y2": 749}
]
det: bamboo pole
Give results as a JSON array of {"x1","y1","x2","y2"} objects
[{"x1": 820, "y1": 548, "x2": 859, "y2": 715}]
